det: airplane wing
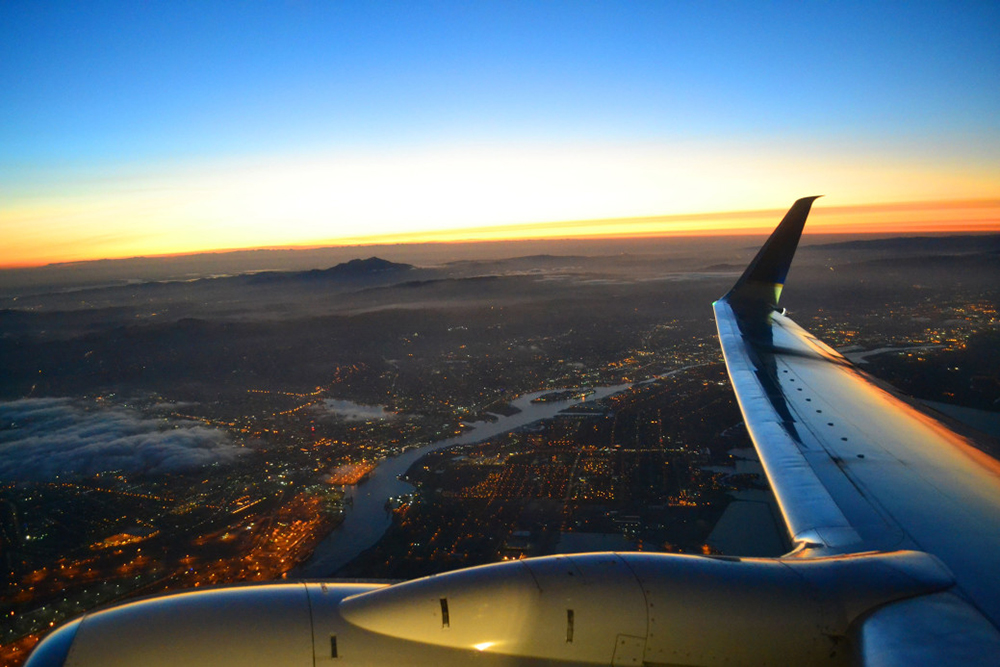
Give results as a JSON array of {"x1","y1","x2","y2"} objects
[
  {"x1": 714, "y1": 196, "x2": 1000, "y2": 664},
  {"x1": 25, "y1": 198, "x2": 1000, "y2": 667}
]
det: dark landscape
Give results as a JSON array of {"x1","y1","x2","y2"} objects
[{"x1": 1, "y1": 233, "x2": 998, "y2": 662}]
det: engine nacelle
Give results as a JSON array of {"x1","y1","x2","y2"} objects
[{"x1": 26, "y1": 550, "x2": 952, "y2": 667}]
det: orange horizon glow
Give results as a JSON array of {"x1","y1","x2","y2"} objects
[
  {"x1": 319, "y1": 198, "x2": 1000, "y2": 246},
  {"x1": 2, "y1": 198, "x2": 998, "y2": 270}
]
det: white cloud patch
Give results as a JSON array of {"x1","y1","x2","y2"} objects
[
  {"x1": 0, "y1": 398, "x2": 243, "y2": 482},
  {"x1": 313, "y1": 400, "x2": 394, "y2": 422}
]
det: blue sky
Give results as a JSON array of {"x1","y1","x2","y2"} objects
[{"x1": 2, "y1": 1, "x2": 998, "y2": 265}]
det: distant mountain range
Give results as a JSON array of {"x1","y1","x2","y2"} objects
[
  {"x1": 804, "y1": 234, "x2": 1000, "y2": 254},
  {"x1": 243, "y1": 257, "x2": 414, "y2": 284}
]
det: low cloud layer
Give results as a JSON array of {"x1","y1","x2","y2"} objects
[
  {"x1": 313, "y1": 399, "x2": 395, "y2": 422},
  {"x1": 0, "y1": 398, "x2": 242, "y2": 482}
]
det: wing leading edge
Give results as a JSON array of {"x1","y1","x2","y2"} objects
[{"x1": 714, "y1": 197, "x2": 1000, "y2": 661}]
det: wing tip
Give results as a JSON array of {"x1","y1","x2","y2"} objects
[{"x1": 723, "y1": 196, "x2": 823, "y2": 310}]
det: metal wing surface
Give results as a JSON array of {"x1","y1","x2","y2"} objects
[{"x1": 714, "y1": 197, "x2": 1000, "y2": 659}]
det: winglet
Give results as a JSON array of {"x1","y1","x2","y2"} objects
[{"x1": 722, "y1": 196, "x2": 822, "y2": 310}]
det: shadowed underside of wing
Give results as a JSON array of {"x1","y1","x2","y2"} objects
[{"x1": 714, "y1": 197, "x2": 1000, "y2": 659}]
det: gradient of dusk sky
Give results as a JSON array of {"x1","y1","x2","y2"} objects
[{"x1": 2, "y1": 1, "x2": 998, "y2": 266}]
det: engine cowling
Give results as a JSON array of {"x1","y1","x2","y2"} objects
[{"x1": 26, "y1": 550, "x2": 953, "y2": 667}]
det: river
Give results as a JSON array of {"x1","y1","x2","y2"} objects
[{"x1": 293, "y1": 384, "x2": 631, "y2": 577}]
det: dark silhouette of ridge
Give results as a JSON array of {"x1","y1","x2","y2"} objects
[
  {"x1": 244, "y1": 257, "x2": 414, "y2": 284},
  {"x1": 804, "y1": 234, "x2": 1000, "y2": 253}
]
